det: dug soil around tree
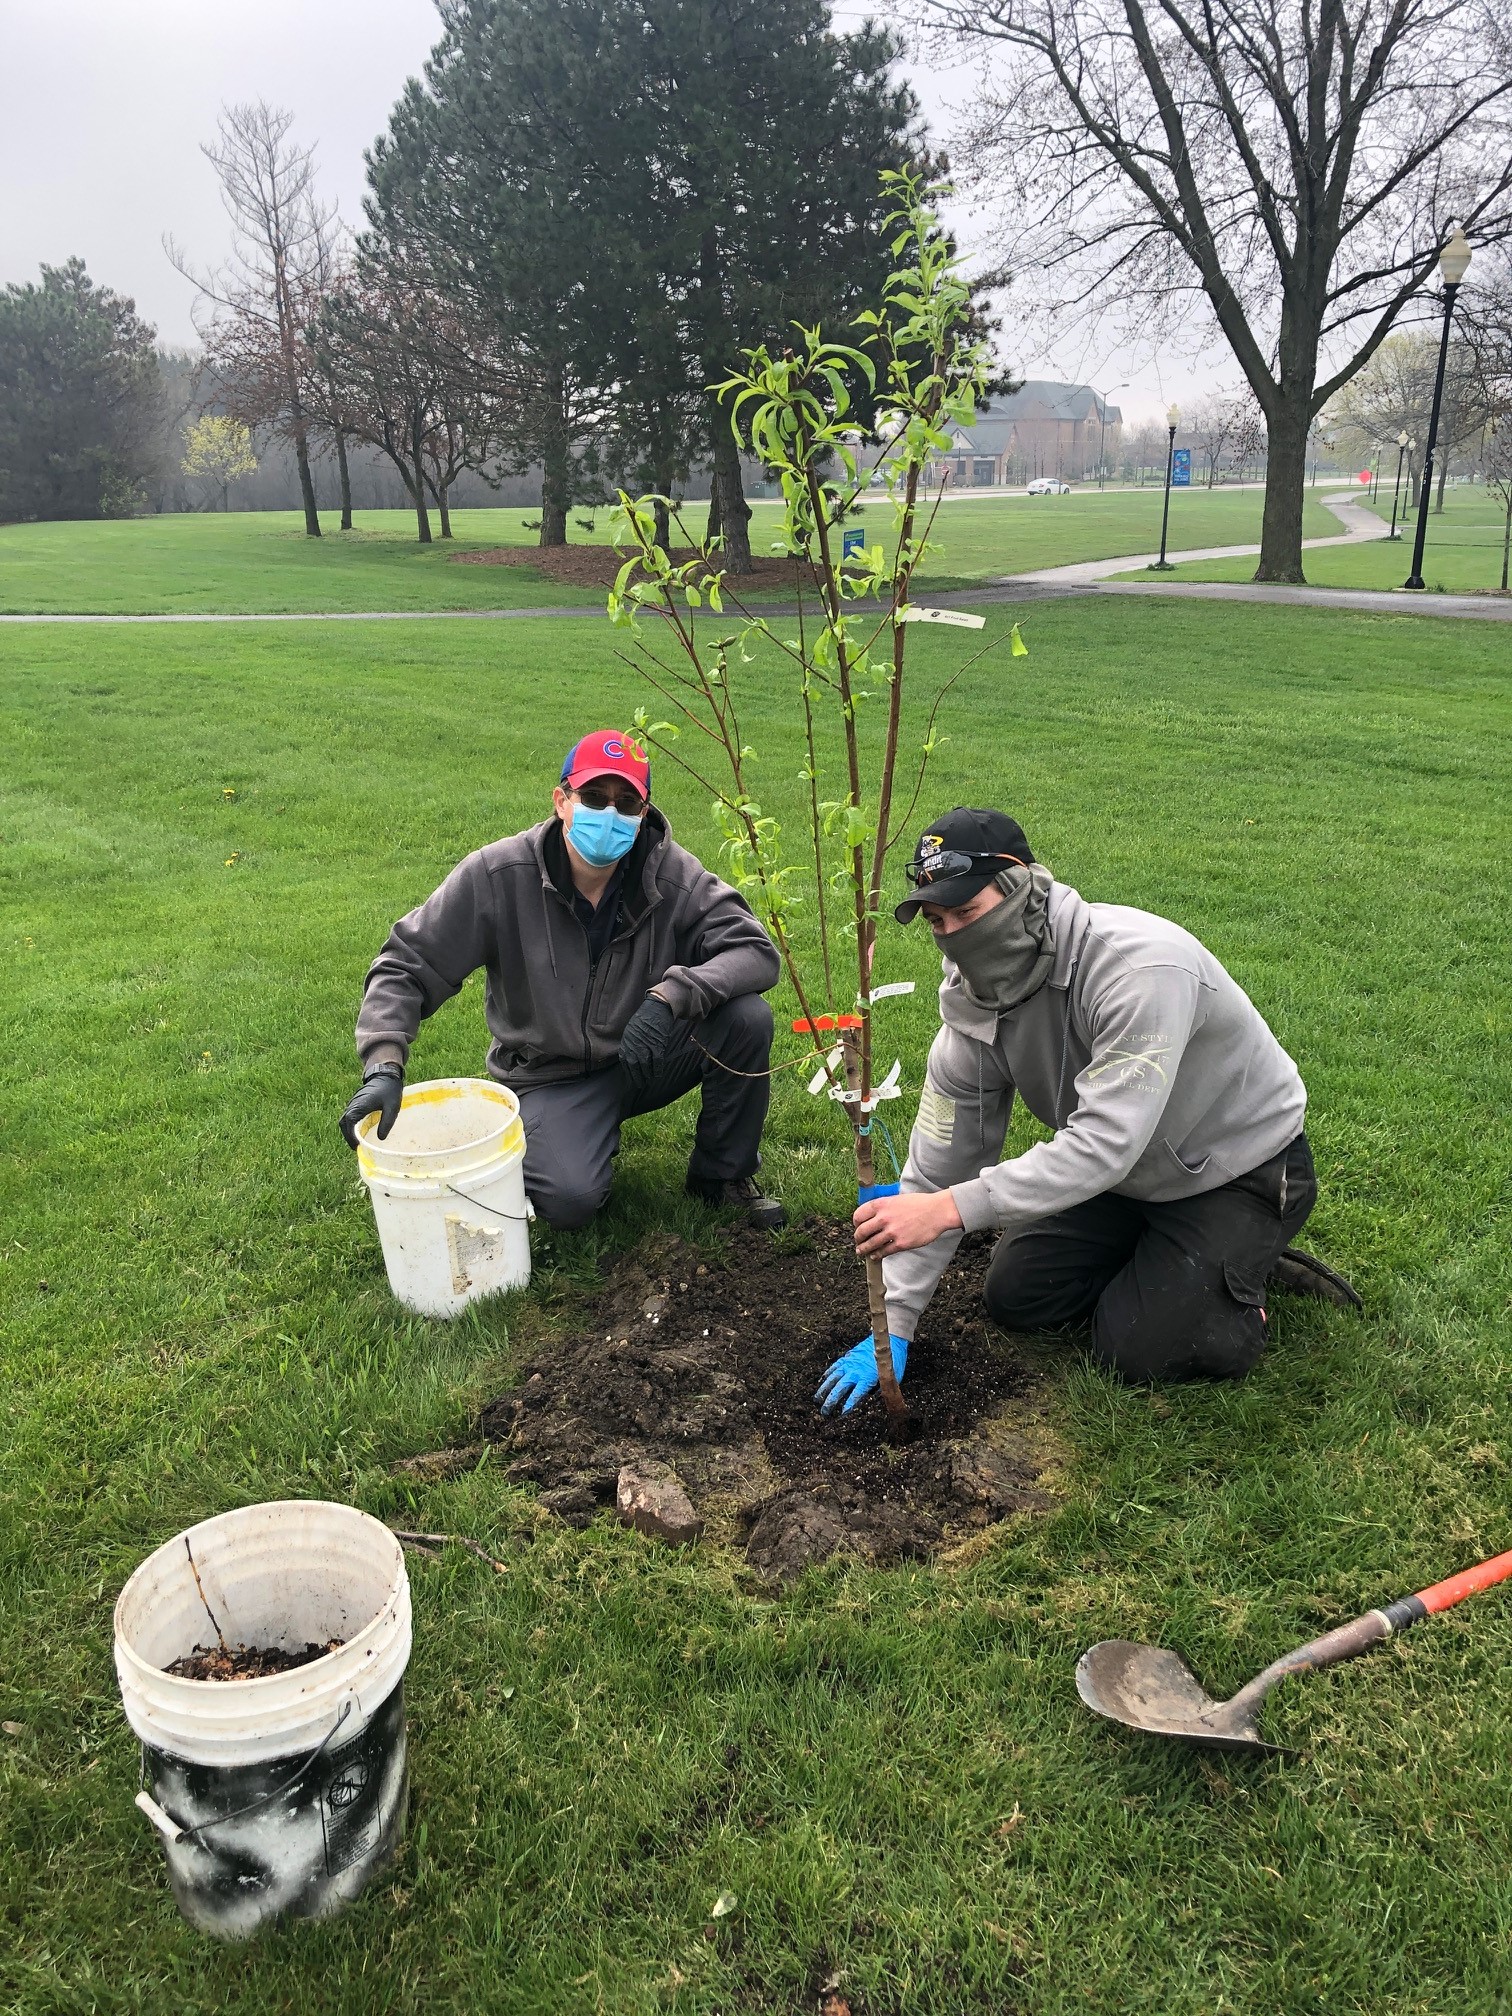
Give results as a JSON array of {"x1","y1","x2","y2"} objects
[{"x1": 478, "y1": 1220, "x2": 1058, "y2": 1580}]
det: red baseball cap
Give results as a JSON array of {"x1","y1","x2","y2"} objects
[{"x1": 560, "y1": 729, "x2": 651, "y2": 797}]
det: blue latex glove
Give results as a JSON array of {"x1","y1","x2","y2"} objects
[{"x1": 816, "y1": 1332, "x2": 909, "y2": 1415}]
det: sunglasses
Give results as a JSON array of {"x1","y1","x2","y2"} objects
[
  {"x1": 574, "y1": 782, "x2": 647, "y2": 816},
  {"x1": 905, "y1": 848, "x2": 1020, "y2": 887}
]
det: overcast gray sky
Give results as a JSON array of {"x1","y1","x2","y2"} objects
[{"x1": 0, "y1": 0, "x2": 1223, "y2": 425}]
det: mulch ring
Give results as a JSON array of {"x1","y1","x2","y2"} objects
[
  {"x1": 451, "y1": 543, "x2": 838, "y2": 593},
  {"x1": 476, "y1": 1220, "x2": 1060, "y2": 1582}
]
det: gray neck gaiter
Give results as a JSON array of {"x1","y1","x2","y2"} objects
[{"x1": 938, "y1": 863, "x2": 1056, "y2": 1012}]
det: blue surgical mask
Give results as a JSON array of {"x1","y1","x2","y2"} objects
[{"x1": 567, "y1": 803, "x2": 641, "y2": 868}]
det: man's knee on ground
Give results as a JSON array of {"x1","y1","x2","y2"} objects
[
  {"x1": 1090, "y1": 1286, "x2": 1264, "y2": 1384},
  {"x1": 527, "y1": 1178, "x2": 612, "y2": 1231},
  {"x1": 983, "y1": 1242, "x2": 1102, "y2": 1332}
]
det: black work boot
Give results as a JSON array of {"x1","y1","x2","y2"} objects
[
  {"x1": 1267, "y1": 1246, "x2": 1362, "y2": 1310},
  {"x1": 685, "y1": 1172, "x2": 787, "y2": 1231}
]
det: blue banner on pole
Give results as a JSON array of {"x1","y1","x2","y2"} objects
[
  {"x1": 1172, "y1": 449, "x2": 1191, "y2": 488},
  {"x1": 842, "y1": 526, "x2": 866, "y2": 559}
]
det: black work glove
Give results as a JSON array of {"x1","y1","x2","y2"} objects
[
  {"x1": 617, "y1": 995, "x2": 676, "y2": 1079},
  {"x1": 340, "y1": 1063, "x2": 404, "y2": 1148}
]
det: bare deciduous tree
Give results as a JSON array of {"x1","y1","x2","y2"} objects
[
  {"x1": 923, "y1": 0, "x2": 1512, "y2": 579},
  {"x1": 312, "y1": 261, "x2": 504, "y2": 544},
  {"x1": 1124, "y1": 415, "x2": 1171, "y2": 481},
  {"x1": 1461, "y1": 252, "x2": 1512, "y2": 586},
  {"x1": 1189, "y1": 392, "x2": 1239, "y2": 486},
  {"x1": 168, "y1": 102, "x2": 337, "y2": 537},
  {"x1": 1229, "y1": 394, "x2": 1267, "y2": 481},
  {"x1": 1324, "y1": 329, "x2": 1485, "y2": 505},
  {"x1": 302, "y1": 220, "x2": 357, "y2": 530}
]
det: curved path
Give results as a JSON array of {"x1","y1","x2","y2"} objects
[{"x1": 996, "y1": 487, "x2": 1389, "y2": 587}]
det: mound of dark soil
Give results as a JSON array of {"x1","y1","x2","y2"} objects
[
  {"x1": 480, "y1": 1220, "x2": 1055, "y2": 1579},
  {"x1": 166, "y1": 1640, "x2": 342, "y2": 1682}
]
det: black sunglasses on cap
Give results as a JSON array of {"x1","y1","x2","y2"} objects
[{"x1": 905, "y1": 848, "x2": 1023, "y2": 888}]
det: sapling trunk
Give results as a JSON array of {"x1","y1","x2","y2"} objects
[
  {"x1": 806, "y1": 465, "x2": 908, "y2": 1421},
  {"x1": 842, "y1": 1034, "x2": 907, "y2": 1419}
]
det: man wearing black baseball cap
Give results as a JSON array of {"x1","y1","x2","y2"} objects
[{"x1": 818, "y1": 806, "x2": 1356, "y2": 1412}]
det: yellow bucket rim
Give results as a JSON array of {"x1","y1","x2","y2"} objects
[{"x1": 356, "y1": 1078, "x2": 524, "y2": 1175}]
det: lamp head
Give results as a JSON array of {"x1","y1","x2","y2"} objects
[
  {"x1": 1166, "y1": 402, "x2": 1180, "y2": 429},
  {"x1": 1397, "y1": 430, "x2": 1409, "y2": 447},
  {"x1": 1439, "y1": 225, "x2": 1472, "y2": 287}
]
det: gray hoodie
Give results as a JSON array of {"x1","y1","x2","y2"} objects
[
  {"x1": 355, "y1": 809, "x2": 781, "y2": 1089},
  {"x1": 882, "y1": 879, "x2": 1307, "y2": 1339}
]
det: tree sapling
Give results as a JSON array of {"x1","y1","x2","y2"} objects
[{"x1": 605, "y1": 171, "x2": 1027, "y2": 1424}]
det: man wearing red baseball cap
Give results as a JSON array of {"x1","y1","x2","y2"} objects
[{"x1": 340, "y1": 729, "x2": 785, "y2": 1229}]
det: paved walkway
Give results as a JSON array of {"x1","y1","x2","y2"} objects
[
  {"x1": 998, "y1": 487, "x2": 1388, "y2": 586},
  {"x1": 981, "y1": 488, "x2": 1512, "y2": 623}
]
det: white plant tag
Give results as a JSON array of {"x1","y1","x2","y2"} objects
[
  {"x1": 898, "y1": 605, "x2": 986, "y2": 629},
  {"x1": 865, "y1": 981, "x2": 917, "y2": 1001},
  {"x1": 807, "y1": 1045, "x2": 844, "y2": 1095},
  {"x1": 859, "y1": 1060, "x2": 903, "y2": 1111}
]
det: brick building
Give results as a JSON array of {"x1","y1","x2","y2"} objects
[{"x1": 931, "y1": 380, "x2": 1123, "y2": 487}]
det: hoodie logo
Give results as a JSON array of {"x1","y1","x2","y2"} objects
[{"x1": 1086, "y1": 1039, "x2": 1171, "y2": 1088}]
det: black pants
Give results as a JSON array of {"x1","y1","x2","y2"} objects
[
  {"x1": 983, "y1": 1133, "x2": 1318, "y2": 1381},
  {"x1": 516, "y1": 993, "x2": 773, "y2": 1229}
]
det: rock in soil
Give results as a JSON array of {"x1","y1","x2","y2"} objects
[
  {"x1": 616, "y1": 1461, "x2": 704, "y2": 1546},
  {"x1": 479, "y1": 1219, "x2": 1055, "y2": 1579},
  {"x1": 165, "y1": 1640, "x2": 342, "y2": 1682}
]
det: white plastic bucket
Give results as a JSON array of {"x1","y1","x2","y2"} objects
[
  {"x1": 355, "y1": 1077, "x2": 531, "y2": 1318},
  {"x1": 114, "y1": 1500, "x2": 411, "y2": 1939}
]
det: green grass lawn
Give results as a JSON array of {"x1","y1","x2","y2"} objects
[
  {"x1": 0, "y1": 487, "x2": 1341, "y2": 615},
  {"x1": 1161, "y1": 485, "x2": 1512, "y2": 595},
  {"x1": 2, "y1": 597, "x2": 1510, "y2": 2012}
]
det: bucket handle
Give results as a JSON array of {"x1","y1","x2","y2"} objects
[
  {"x1": 135, "y1": 1695, "x2": 356, "y2": 1847},
  {"x1": 444, "y1": 1179, "x2": 533, "y2": 1224}
]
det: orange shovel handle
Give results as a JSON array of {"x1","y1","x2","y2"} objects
[{"x1": 1414, "y1": 1546, "x2": 1512, "y2": 1617}]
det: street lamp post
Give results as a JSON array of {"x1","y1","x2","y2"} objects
[
  {"x1": 1405, "y1": 226, "x2": 1472, "y2": 590},
  {"x1": 1152, "y1": 403, "x2": 1180, "y2": 569},
  {"x1": 1096, "y1": 382, "x2": 1129, "y2": 489},
  {"x1": 1388, "y1": 430, "x2": 1411, "y2": 539}
]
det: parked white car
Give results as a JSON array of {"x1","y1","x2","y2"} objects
[{"x1": 1026, "y1": 477, "x2": 1073, "y2": 495}]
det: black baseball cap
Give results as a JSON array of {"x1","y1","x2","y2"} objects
[{"x1": 894, "y1": 807, "x2": 1035, "y2": 922}]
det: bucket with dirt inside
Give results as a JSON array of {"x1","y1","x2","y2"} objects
[
  {"x1": 114, "y1": 1500, "x2": 411, "y2": 1939},
  {"x1": 356, "y1": 1076, "x2": 531, "y2": 1318}
]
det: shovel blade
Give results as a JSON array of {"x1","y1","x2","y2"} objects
[{"x1": 1076, "y1": 1639, "x2": 1281, "y2": 1754}]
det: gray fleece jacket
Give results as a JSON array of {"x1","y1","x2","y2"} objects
[
  {"x1": 882, "y1": 879, "x2": 1307, "y2": 1339},
  {"x1": 355, "y1": 809, "x2": 781, "y2": 1089}
]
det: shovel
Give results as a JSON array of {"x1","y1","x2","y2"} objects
[{"x1": 1076, "y1": 1545, "x2": 1512, "y2": 1754}]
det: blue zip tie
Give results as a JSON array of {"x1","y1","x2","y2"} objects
[
  {"x1": 874, "y1": 1114, "x2": 903, "y2": 1181},
  {"x1": 857, "y1": 1182, "x2": 900, "y2": 1204}
]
